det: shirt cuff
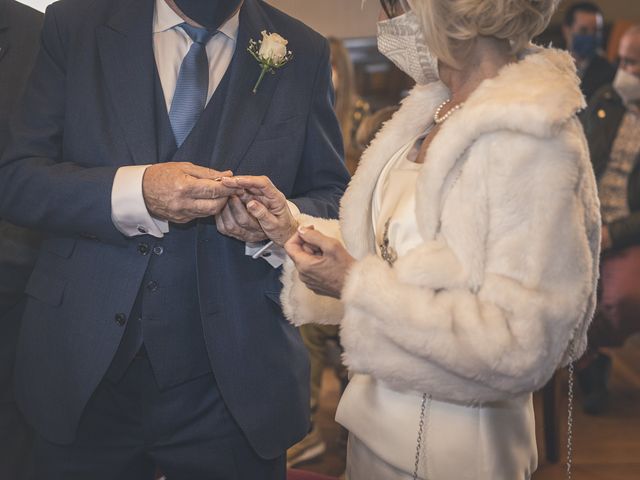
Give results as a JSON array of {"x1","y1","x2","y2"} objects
[
  {"x1": 244, "y1": 241, "x2": 284, "y2": 268},
  {"x1": 111, "y1": 165, "x2": 170, "y2": 238}
]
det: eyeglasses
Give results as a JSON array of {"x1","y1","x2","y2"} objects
[
  {"x1": 620, "y1": 56, "x2": 639, "y2": 70},
  {"x1": 379, "y1": 0, "x2": 406, "y2": 19}
]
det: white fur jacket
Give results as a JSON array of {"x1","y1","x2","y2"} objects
[{"x1": 281, "y1": 47, "x2": 601, "y2": 404}]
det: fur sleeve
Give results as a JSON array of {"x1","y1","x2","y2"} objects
[
  {"x1": 339, "y1": 126, "x2": 600, "y2": 403},
  {"x1": 280, "y1": 214, "x2": 345, "y2": 326}
]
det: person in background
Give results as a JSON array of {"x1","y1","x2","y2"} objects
[
  {"x1": 329, "y1": 37, "x2": 371, "y2": 175},
  {"x1": 562, "y1": 1, "x2": 616, "y2": 102},
  {"x1": 0, "y1": 1, "x2": 43, "y2": 479},
  {"x1": 579, "y1": 24, "x2": 640, "y2": 414}
]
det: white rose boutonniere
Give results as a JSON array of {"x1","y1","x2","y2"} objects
[{"x1": 248, "y1": 31, "x2": 293, "y2": 94}]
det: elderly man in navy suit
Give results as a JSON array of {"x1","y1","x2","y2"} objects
[{"x1": 0, "y1": 0, "x2": 349, "y2": 478}]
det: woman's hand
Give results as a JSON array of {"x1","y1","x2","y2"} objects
[
  {"x1": 285, "y1": 226, "x2": 356, "y2": 299},
  {"x1": 221, "y1": 176, "x2": 298, "y2": 247}
]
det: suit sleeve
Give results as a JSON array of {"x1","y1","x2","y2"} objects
[
  {"x1": 0, "y1": 6, "x2": 125, "y2": 245},
  {"x1": 288, "y1": 39, "x2": 350, "y2": 220}
]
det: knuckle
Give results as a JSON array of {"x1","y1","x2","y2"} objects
[
  {"x1": 174, "y1": 181, "x2": 187, "y2": 195},
  {"x1": 167, "y1": 199, "x2": 181, "y2": 213}
]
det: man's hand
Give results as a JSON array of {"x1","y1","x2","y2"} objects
[
  {"x1": 216, "y1": 195, "x2": 269, "y2": 243},
  {"x1": 221, "y1": 176, "x2": 298, "y2": 246},
  {"x1": 142, "y1": 162, "x2": 235, "y2": 223}
]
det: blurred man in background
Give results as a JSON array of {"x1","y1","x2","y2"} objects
[
  {"x1": 563, "y1": 1, "x2": 616, "y2": 102},
  {"x1": 0, "y1": 1, "x2": 43, "y2": 478},
  {"x1": 579, "y1": 24, "x2": 640, "y2": 414}
]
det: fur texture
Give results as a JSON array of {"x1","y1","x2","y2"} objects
[{"x1": 281, "y1": 47, "x2": 601, "y2": 404}]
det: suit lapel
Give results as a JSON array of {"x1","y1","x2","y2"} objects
[
  {"x1": 210, "y1": 0, "x2": 280, "y2": 172},
  {"x1": 96, "y1": 0, "x2": 158, "y2": 165}
]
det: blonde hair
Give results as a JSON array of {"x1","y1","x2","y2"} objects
[{"x1": 411, "y1": 0, "x2": 559, "y2": 69}]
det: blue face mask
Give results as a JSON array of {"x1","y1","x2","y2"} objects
[
  {"x1": 572, "y1": 34, "x2": 599, "y2": 60},
  {"x1": 174, "y1": 0, "x2": 242, "y2": 31}
]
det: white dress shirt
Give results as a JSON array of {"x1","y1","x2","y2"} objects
[{"x1": 110, "y1": 0, "x2": 292, "y2": 266}]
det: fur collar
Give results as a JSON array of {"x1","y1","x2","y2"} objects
[{"x1": 340, "y1": 46, "x2": 585, "y2": 258}]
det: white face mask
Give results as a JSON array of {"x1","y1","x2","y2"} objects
[
  {"x1": 613, "y1": 68, "x2": 640, "y2": 105},
  {"x1": 377, "y1": 10, "x2": 439, "y2": 85}
]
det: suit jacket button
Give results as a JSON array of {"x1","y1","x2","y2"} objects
[
  {"x1": 115, "y1": 313, "x2": 127, "y2": 326},
  {"x1": 137, "y1": 243, "x2": 150, "y2": 255},
  {"x1": 153, "y1": 246, "x2": 164, "y2": 256}
]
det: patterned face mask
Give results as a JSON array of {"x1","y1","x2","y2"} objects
[{"x1": 376, "y1": 10, "x2": 439, "y2": 85}]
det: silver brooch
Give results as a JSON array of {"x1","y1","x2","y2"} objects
[{"x1": 380, "y1": 218, "x2": 398, "y2": 266}]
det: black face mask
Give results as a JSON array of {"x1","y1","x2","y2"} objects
[{"x1": 173, "y1": 0, "x2": 242, "y2": 31}]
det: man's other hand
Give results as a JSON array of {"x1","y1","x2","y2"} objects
[{"x1": 142, "y1": 163, "x2": 235, "y2": 223}]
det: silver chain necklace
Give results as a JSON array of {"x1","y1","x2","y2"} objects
[
  {"x1": 566, "y1": 342, "x2": 576, "y2": 480},
  {"x1": 412, "y1": 393, "x2": 433, "y2": 480}
]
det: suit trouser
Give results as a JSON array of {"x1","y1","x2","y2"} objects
[
  {"x1": 0, "y1": 300, "x2": 35, "y2": 480},
  {"x1": 33, "y1": 353, "x2": 285, "y2": 480},
  {"x1": 0, "y1": 401, "x2": 34, "y2": 480}
]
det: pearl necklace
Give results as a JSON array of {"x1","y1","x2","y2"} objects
[{"x1": 433, "y1": 99, "x2": 465, "y2": 125}]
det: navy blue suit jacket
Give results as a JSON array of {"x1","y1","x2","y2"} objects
[{"x1": 0, "y1": 0, "x2": 349, "y2": 458}]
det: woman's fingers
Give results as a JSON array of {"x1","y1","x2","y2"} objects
[
  {"x1": 285, "y1": 233, "x2": 310, "y2": 262},
  {"x1": 296, "y1": 226, "x2": 337, "y2": 253}
]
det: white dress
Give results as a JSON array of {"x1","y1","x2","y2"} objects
[{"x1": 336, "y1": 136, "x2": 538, "y2": 480}]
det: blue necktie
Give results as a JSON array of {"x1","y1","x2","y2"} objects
[{"x1": 169, "y1": 24, "x2": 215, "y2": 147}]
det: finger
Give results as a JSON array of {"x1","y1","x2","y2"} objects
[
  {"x1": 230, "y1": 176, "x2": 281, "y2": 200},
  {"x1": 189, "y1": 198, "x2": 229, "y2": 217},
  {"x1": 217, "y1": 204, "x2": 242, "y2": 238},
  {"x1": 287, "y1": 226, "x2": 320, "y2": 255},
  {"x1": 215, "y1": 209, "x2": 227, "y2": 233},
  {"x1": 189, "y1": 179, "x2": 238, "y2": 200},
  {"x1": 246, "y1": 200, "x2": 275, "y2": 223},
  {"x1": 296, "y1": 226, "x2": 337, "y2": 253},
  {"x1": 228, "y1": 196, "x2": 260, "y2": 230},
  {"x1": 219, "y1": 177, "x2": 246, "y2": 190},
  {"x1": 220, "y1": 201, "x2": 241, "y2": 231},
  {"x1": 237, "y1": 190, "x2": 257, "y2": 204},
  {"x1": 182, "y1": 164, "x2": 232, "y2": 180},
  {"x1": 286, "y1": 240, "x2": 318, "y2": 266},
  {"x1": 302, "y1": 243, "x2": 320, "y2": 255},
  {"x1": 285, "y1": 233, "x2": 309, "y2": 259}
]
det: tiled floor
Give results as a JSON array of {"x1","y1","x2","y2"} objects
[{"x1": 296, "y1": 336, "x2": 640, "y2": 479}]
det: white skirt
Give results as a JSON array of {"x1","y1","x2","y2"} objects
[
  {"x1": 338, "y1": 374, "x2": 537, "y2": 480},
  {"x1": 346, "y1": 434, "x2": 416, "y2": 480}
]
